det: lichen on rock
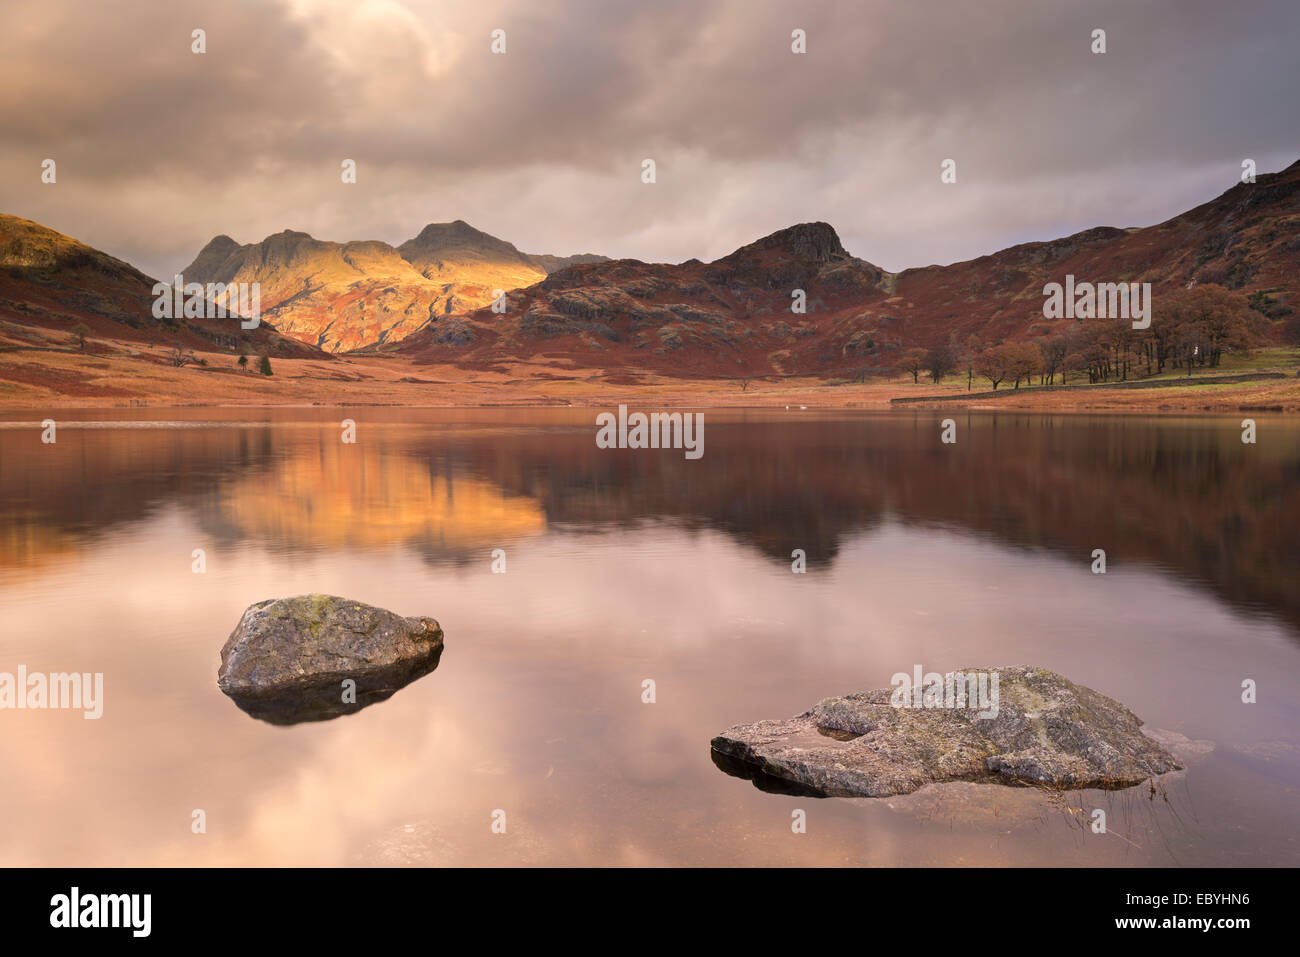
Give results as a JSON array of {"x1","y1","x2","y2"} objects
[
  {"x1": 710, "y1": 666, "x2": 1181, "y2": 797},
  {"x1": 217, "y1": 593, "x2": 444, "y2": 725}
]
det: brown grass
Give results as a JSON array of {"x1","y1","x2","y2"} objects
[{"x1": 2, "y1": 327, "x2": 1299, "y2": 412}]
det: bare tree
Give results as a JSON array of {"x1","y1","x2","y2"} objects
[
  {"x1": 962, "y1": 334, "x2": 981, "y2": 391},
  {"x1": 168, "y1": 346, "x2": 197, "y2": 367},
  {"x1": 1008, "y1": 342, "x2": 1041, "y2": 388},
  {"x1": 1039, "y1": 336, "x2": 1067, "y2": 385},
  {"x1": 974, "y1": 345, "x2": 1013, "y2": 390},
  {"x1": 899, "y1": 347, "x2": 928, "y2": 384},
  {"x1": 925, "y1": 343, "x2": 959, "y2": 384}
]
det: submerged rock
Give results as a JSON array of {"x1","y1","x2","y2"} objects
[
  {"x1": 710, "y1": 666, "x2": 1181, "y2": 797},
  {"x1": 218, "y1": 594, "x2": 444, "y2": 725}
]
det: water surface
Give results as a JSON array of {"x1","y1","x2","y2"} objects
[{"x1": 0, "y1": 408, "x2": 1296, "y2": 866}]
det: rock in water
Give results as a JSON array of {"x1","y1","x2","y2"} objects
[
  {"x1": 710, "y1": 666, "x2": 1181, "y2": 797},
  {"x1": 218, "y1": 594, "x2": 444, "y2": 725}
]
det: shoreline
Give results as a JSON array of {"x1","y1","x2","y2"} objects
[{"x1": 2, "y1": 335, "x2": 1298, "y2": 414}]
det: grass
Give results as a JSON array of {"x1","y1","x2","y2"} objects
[{"x1": 1139, "y1": 346, "x2": 1300, "y2": 381}]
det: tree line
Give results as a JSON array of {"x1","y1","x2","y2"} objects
[{"x1": 894, "y1": 283, "x2": 1264, "y2": 390}]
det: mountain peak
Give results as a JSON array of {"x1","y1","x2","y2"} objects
[
  {"x1": 407, "y1": 220, "x2": 499, "y2": 246},
  {"x1": 398, "y1": 221, "x2": 534, "y2": 272},
  {"x1": 196, "y1": 234, "x2": 240, "y2": 256},
  {"x1": 183, "y1": 234, "x2": 248, "y2": 281},
  {"x1": 729, "y1": 222, "x2": 846, "y2": 262}
]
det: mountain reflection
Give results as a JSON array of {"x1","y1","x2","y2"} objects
[
  {"x1": 0, "y1": 411, "x2": 1296, "y2": 632},
  {"x1": 210, "y1": 442, "x2": 546, "y2": 551}
]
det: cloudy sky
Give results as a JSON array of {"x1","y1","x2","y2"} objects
[{"x1": 1, "y1": 0, "x2": 1297, "y2": 280}]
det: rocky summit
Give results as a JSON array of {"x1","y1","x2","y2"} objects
[
  {"x1": 217, "y1": 594, "x2": 444, "y2": 724},
  {"x1": 180, "y1": 221, "x2": 608, "y2": 352},
  {"x1": 710, "y1": 666, "x2": 1181, "y2": 797},
  {"x1": 394, "y1": 161, "x2": 1300, "y2": 377}
]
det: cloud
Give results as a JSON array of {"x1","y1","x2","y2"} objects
[{"x1": 0, "y1": 0, "x2": 1296, "y2": 278}]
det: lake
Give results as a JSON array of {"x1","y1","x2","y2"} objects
[{"x1": 0, "y1": 408, "x2": 1297, "y2": 866}]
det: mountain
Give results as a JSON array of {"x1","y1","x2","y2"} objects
[
  {"x1": 8, "y1": 159, "x2": 1297, "y2": 376},
  {"x1": 181, "y1": 221, "x2": 610, "y2": 353},
  {"x1": 396, "y1": 220, "x2": 607, "y2": 277},
  {"x1": 0, "y1": 214, "x2": 319, "y2": 358},
  {"x1": 180, "y1": 230, "x2": 444, "y2": 354},
  {"x1": 393, "y1": 161, "x2": 1300, "y2": 375},
  {"x1": 388, "y1": 221, "x2": 889, "y2": 374},
  {"x1": 397, "y1": 219, "x2": 542, "y2": 285},
  {"x1": 526, "y1": 252, "x2": 611, "y2": 274},
  {"x1": 886, "y1": 158, "x2": 1300, "y2": 350}
]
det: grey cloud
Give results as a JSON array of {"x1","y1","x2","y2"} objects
[{"x1": 1, "y1": 0, "x2": 1296, "y2": 279}]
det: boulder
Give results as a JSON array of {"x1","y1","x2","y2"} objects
[
  {"x1": 710, "y1": 666, "x2": 1181, "y2": 797},
  {"x1": 217, "y1": 594, "x2": 444, "y2": 725}
]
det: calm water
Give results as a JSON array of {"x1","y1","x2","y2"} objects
[{"x1": 0, "y1": 408, "x2": 1297, "y2": 866}]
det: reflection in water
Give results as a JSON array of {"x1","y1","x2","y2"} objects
[
  {"x1": 710, "y1": 749, "x2": 832, "y2": 798},
  {"x1": 0, "y1": 409, "x2": 1296, "y2": 866},
  {"x1": 2, "y1": 411, "x2": 1297, "y2": 629},
  {"x1": 220, "y1": 645, "x2": 445, "y2": 727},
  {"x1": 216, "y1": 594, "x2": 446, "y2": 725},
  {"x1": 215, "y1": 442, "x2": 546, "y2": 552}
]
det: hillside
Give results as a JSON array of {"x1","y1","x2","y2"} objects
[
  {"x1": 0, "y1": 214, "x2": 319, "y2": 359},
  {"x1": 394, "y1": 161, "x2": 1300, "y2": 376},
  {"x1": 888, "y1": 159, "x2": 1300, "y2": 350},
  {"x1": 391, "y1": 221, "x2": 894, "y2": 375},
  {"x1": 182, "y1": 221, "x2": 609, "y2": 353},
  {"x1": 4, "y1": 160, "x2": 1297, "y2": 388}
]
